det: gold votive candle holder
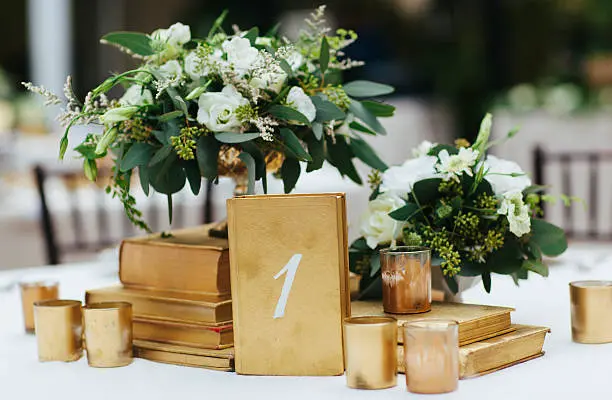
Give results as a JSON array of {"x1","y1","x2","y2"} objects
[
  {"x1": 19, "y1": 280, "x2": 59, "y2": 333},
  {"x1": 34, "y1": 299, "x2": 83, "y2": 362},
  {"x1": 83, "y1": 302, "x2": 133, "y2": 367},
  {"x1": 570, "y1": 281, "x2": 612, "y2": 344},
  {"x1": 380, "y1": 246, "x2": 431, "y2": 314},
  {"x1": 403, "y1": 319, "x2": 458, "y2": 394},
  {"x1": 343, "y1": 316, "x2": 397, "y2": 390}
]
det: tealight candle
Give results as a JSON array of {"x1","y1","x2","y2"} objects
[
  {"x1": 19, "y1": 281, "x2": 59, "y2": 333},
  {"x1": 380, "y1": 247, "x2": 431, "y2": 314},
  {"x1": 34, "y1": 300, "x2": 83, "y2": 362},
  {"x1": 83, "y1": 302, "x2": 133, "y2": 367},
  {"x1": 403, "y1": 319, "x2": 458, "y2": 394},
  {"x1": 570, "y1": 281, "x2": 612, "y2": 344}
]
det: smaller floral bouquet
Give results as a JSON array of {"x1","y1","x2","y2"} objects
[{"x1": 350, "y1": 114, "x2": 569, "y2": 295}]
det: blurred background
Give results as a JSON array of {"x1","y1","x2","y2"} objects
[{"x1": 1, "y1": 0, "x2": 611, "y2": 269}]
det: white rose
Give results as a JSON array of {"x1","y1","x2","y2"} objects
[
  {"x1": 250, "y1": 71, "x2": 287, "y2": 93},
  {"x1": 379, "y1": 156, "x2": 439, "y2": 197},
  {"x1": 152, "y1": 22, "x2": 191, "y2": 47},
  {"x1": 498, "y1": 190, "x2": 531, "y2": 237},
  {"x1": 119, "y1": 85, "x2": 153, "y2": 106},
  {"x1": 285, "y1": 50, "x2": 304, "y2": 71},
  {"x1": 360, "y1": 193, "x2": 406, "y2": 249},
  {"x1": 222, "y1": 37, "x2": 260, "y2": 75},
  {"x1": 412, "y1": 140, "x2": 436, "y2": 158},
  {"x1": 286, "y1": 87, "x2": 316, "y2": 122},
  {"x1": 484, "y1": 155, "x2": 531, "y2": 195},
  {"x1": 197, "y1": 85, "x2": 248, "y2": 132},
  {"x1": 100, "y1": 106, "x2": 139, "y2": 124},
  {"x1": 158, "y1": 60, "x2": 183, "y2": 81}
]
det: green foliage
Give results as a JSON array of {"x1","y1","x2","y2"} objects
[
  {"x1": 349, "y1": 136, "x2": 388, "y2": 171},
  {"x1": 238, "y1": 152, "x2": 256, "y2": 194},
  {"x1": 343, "y1": 81, "x2": 395, "y2": 98},
  {"x1": 280, "y1": 128, "x2": 312, "y2": 161},
  {"x1": 101, "y1": 32, "x2": 155, "y2": 56},
  {"x1": 269, "y1": 105, "x2": 311, "y2": 126}
]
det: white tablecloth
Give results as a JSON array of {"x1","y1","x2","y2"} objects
[{"x1": 1, "y1": 243, "x2": 611, "y2": 400}]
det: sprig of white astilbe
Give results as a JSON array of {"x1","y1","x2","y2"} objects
[
  {"x1": 303, "y1": 5, "x2": 331, "y2": 38},
  {"x1": 251, "y1": 116, "x2": 278, "y2": 141},
  {"x1": 332, "y1": 58, "x2": 365, "y2": 70},
  {"x1": 21, "y1": 82, "x2": 61, "y2": 105}
]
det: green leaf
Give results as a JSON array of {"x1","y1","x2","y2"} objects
[
  {"x1": 412, "y1": 178, "x2": 442, "y2": 205},
  {"x1": 208, "y1": 10, "x2": 228, "y2": 38},
  {"x1": 349, "y1": 121, "x2": 377, "y2": 136},
  {"x1": 350, "y1": 237, "x2": 370, "y2": 251},
  {"x1": 120, "y1": 143, "x2": 155, "y2": 172},
  {"x1": 265, "y1": 22, "x2": 281, "y2": 37},
  {"x1": 306, "y1": 136, "x2": 324, "y2": 172},
  {"x1": 522, "y1": 259, "x2": 549, "y2": 277},
  {"x1": 319, "y1": 36, "x2": 330, "y2": 74},
  {"x1": 349, "y1": 100, "x2": 387, "y2": 135},
  {"x1": 101, "y1": 32, "x2": 155, "y2": 56},
  {"x1": 280, "y1": 128, "x2": 312, "y2": 162},
  {"x1": 83, "y1": 159, "x2": 97, "y2": 181},
  {"x1": 184, "y1": 161, "x2": 202, "y2": 196},
  {"x1": 457, "y1": 262, "x2": 484, "y2": 277},
  {"x1": 167, "y1": 194, "x2": 173, "y2": 224},
  {"x1": 139, "y1": 166, "x2": 150, "y2": 196},
  {"x1": 389, "y1": 203, "x2": 420, "y2": 221},
  {"x1": 149, "y1": 145, "x2": 173, "y2": 167},
  {"x1": 238, "y1": 152, "x2": 256, "y2": 195},
  {"x1": 326, "y1": 136, "x2": 362, "y2": 184},
  {"x1": 443, "y1": 274, "x2": 459, "y2": 294},
  {"x1": 240, "y1": 142, "x2": 265, "y2": 180},
  {"x1": 74, "y1": 143, "x2": 100, "y2": 160},
  {"x1": 243, "y1": 27, "x2": 259, "y2": 46},
  {"x1": 530, "y1": 219, "x2": 568, "y2": 257},
  {"x1": 349, "y1": 136, "x2": 388, "y2": 171},
  {"x1": 196, "y1": 135, "x2": 220, "y2": 180},
  {"x1": 214, "y1": 132, "x2": 260, "y2": 143},
  {"x1": 429, "y1": 144, "x2": 458, "y2": 156},
  {"x1": 312, "y1": 122, "x2": 324, "y2": 140},
  {"x1": 157, "y1": 110, "x2": 183, "y2": 122},
  {"x1": 280, "y1": 157, "x2": 300, "y2": 193},
  {"x1": 311, "y1": 96, "x2": 346, "y2": 121},
  {"x1": 268, "y1": 105, "x2": 311, "y2": 126},
  {"x1": 362, "y1": 100, "x2": 395, "y2": 117},
  {"x1": 149, "y1": 154, "x2": 186, "y2": 195},
  {"x1": 482, "y1": 272, "x2": 492, "y2": 293},
  {"x1": 369, "y1": 253, "x2": 381, "y2": 277},
  {"x1": 279, "y1": 59, "x2": 293, "y2": 76},
  {"x1": 488, "y1": 239, "x2": 524, "y2": 275},
  {"x1": 343, "y1": 80, "x2": 395, "y2": 98}
]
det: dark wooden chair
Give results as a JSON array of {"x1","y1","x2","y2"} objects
[
  {"x1": 533, "y1": 146, "x2": 612, "y2": 240},
  {"x1": 33, "y1": 164, "x2": 215, "y2": 265}
]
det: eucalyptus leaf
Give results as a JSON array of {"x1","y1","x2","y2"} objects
[
  {"x1": 311, "y1": 96, "x2": 346, "y2": 121},
  {"x1": 268, "y1": 105, "x2": 311, "y2": 126},
  {"x1": 319, "y1": 36, "x2": 330, "y2": 74},
  {"x1": 312, "y1": 122, "x2": 324, "y2": 140},
  {"x1": 280, "y1": 157, "x2": 300, "y2": 194},
  {"x1": 349, "y1": 100, "x2": 387, "y2": 135},
  {"x1": 279, "y1": 59, "x2": 293, "y2": 76},
  {"x1": 120, "y1": 143, "x2": 155, "y2": 172},
  {"x1": 214, "y1": 132, "x2": 260, "y2": 143},
  {"x1": 238, "y1": 152, "x2": 256, "y2": 195},
  {"x1": 139, "y1": 166, "x2": 150, "y2": 196},
  {"x1": 530, "y1": 219, "x2": 568, "y2": 257},
  {"x1": 389, "y1": 203, "x2": 420, "y2": 221},
  {"x1": 343, "y1": 80, "x2": 394, "y2": 98},
  {"x1": 243, "y1": 27, "x2": 259, "y2": 45},
  {"x1": 349, "y1": 121, "x2": 377, "y2": 135},
  {"x1": 149, "y1": 155, "x2": 186, "y2": 195},
  {"x1": 306, "y1": 136, "x2": 324, "y2": 172},
  {"x1": 101, "y1": 31, "x2": 155, "y2": 56},
  {"x1": 157, "y1": 110, "x2": 183, "y2": 122},
  {"x1": 369, "y1": 253, "x2": 381, "y2": 277},
  {"x1": 487, "y1": 239, "x2": 524, "y2": 275},
  {"x1": 349, "y1": 136, "x2": 388, "y2": 171},
  {"x1": 362, "y1": 100, "x2": 395, "y2": 117},
  {"x1": 482, "y1": 271, "x2": 492, "y2": 293},
  {"x1": 240, "y1": 142, "x2": 266, "y2": 180},
  {"x1": 443, "y1": 274, "x2": 459, "y2": 294},
  {"x1": 522, "y1": 259, "x2": 549, "y2": 277},
  {"x1": 184, "y1": 161, "x2": 202, "y2": 196},
  {"x1": 411, "y1": 178, "x2": 442, "y2": 205},
  {"x1": 457, "y1": 262, "x2": 484, "y2": 277},
  {"x1": 196, "y1": 135, "x2": 220, "y2": 179},
  {"x1": 149, "y1": 145, "x2": 173, "y2": 167},
  {"x1": 326, "y1": 136, "x2": 362, "y2": 184},
  {"x1": 280, "y1": 128, "x2": 312, "y2": 161}
]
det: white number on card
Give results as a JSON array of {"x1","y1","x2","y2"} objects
[{"x1": 272, "y1": 254, "x2": 302, "y2": 319}]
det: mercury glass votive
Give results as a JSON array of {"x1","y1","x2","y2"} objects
[
  {"x1": 570, "y1": 281, "x2": 612, "y2": 344},
  {"x1": 403, "y1": 319, "x2": 459, "y2": 394},
  {"x1": 19, "y1": 281, "x2": 59, "y2": 333},
  {"x1": 83, "y1": 302, "x2": 133, "y2": 367},
  {"x1": 34, "y1": 300, "x2": 83, "y2": 362},
  {"x1": 343, "y1": 316, "x2": 397, "y2": 389},
  {"x1": 380, "y1": 246, "x2": 431, "y2": 314}
]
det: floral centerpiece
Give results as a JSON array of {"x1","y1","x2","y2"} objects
[
  {"x1": 24, "y1": 6, "x2": 393, "y2": 231},
  {"x1": 350, "y1": 114, "x2": 569, "y2": 295}
]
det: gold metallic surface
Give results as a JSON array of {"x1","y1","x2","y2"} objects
[
  {"x1": 83, "y1": 302, "x2": 133, "y2": 367},
  {"x1": 20, "y1": 281, "x2": 59, "y2": 333},
  {"x1": 570, "y1": 281, "x2": 612, "y2": 344},
  {"x1": 403, "y1": 319, "x2": 458, "y2": 394},
  {"x1": 343, "y1": 316, "x2": 397, "y2": 389},
  {"x1": 34, "y1": 300, "x2": 82, "y2": 362},
  {"x1": 380, "y1": 247, "x2": 431, "y2": 314}
]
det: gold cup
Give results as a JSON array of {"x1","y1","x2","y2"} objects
[
  {"x1": 343, "y1": 316, "x2": 397, "y2": 389},
  {"x1": 570, "y1": 281, "x2": 612, "y2": 344},
  {"x1": 83, "y1": 302, "x2": 133, "y2": 367},
  {"x1": 403, "y1": 319, "x2": 458, "y2": 394},
  {"x1": 19, "y1": 281, "x2": 59, "y2": 333},
  {"x1": 34, "y1": 299, "x2": 83, "y2": 362},
  {"x1": 380, "y1": 246, "x2": 431, "y2": 314}
]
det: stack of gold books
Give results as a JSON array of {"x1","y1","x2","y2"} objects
[
  {"x1": 351, "y1": 301, "x2": 549, "y2": 378},
  {"x1": 85, "y1": 224, "x2": 234, "y2": 371}
]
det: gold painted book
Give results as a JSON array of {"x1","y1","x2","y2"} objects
[
  {"x1": 133, "y1": 317, "x2": 233, "y2": 349},
  {"x1": 351, "y1": 300, "x2": 514, "y2": 346},
  {"x1": 119, "y1": 224, "x2": 230, "y2": 295},
  {"x1": 133, "y1": 340, "x2": 234, "y2": 371},
  {"x1": 397, "y1": 325, "x2": 549, "y2": 378},
  {"x1": 227, "y1": 193, "x2": 350, "y2": 376},
  {"x1": 85, "y1": 286, "x2": 232, "y2": 326}
]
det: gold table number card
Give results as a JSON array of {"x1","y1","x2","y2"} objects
[{"x1": 227, "y1": 193, "x2": 350, "y2": 376}]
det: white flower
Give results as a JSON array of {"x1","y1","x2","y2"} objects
[
  {"x1": 379, "y1": 156, "x2": 439, "y2": 197},
  {"x1": 412, "y1": 140, "x2": 436, "y2": 158},
  {"x1": 151, "y1": 22, "x2": 191, "y2": 47},
  {"x1": 286, "y1": 87, "x2": 316, "y2": 122},
  {"x1": 184, "y1": 49, "x2": 223, "y2": 81},
  {"x1": 285, "y1": 50, "x2": 304, "y2": 71},
  {"x1": 498, "y1": 190, "x2": 531, "y2": 237},
  {"x1": 436, "y1": 148, "x2": 479, "y2": 181},
  {"x1": 158, "y1": 60, "x2": 183, "y2": 81},
  {"x1": 250, "y1": 71, "x2": 287, "y2": 93},
  {"x1": 197, "y1": 85, "x2": 248, "y2": 132},
  {"x1": 255, "y1": 37, "x2": 272, "y2": 47},
  {"x1": 483, "y1": 155, "x2": 531, "y2": 195},
  {"x1": 119, "y1": 85, "x2": 153, "y2": 106},
  {"x1": 100, "y1": 106, "x2": 139, "y2": 124},
  {"x1": 360, "y1": 193, "x2": 406, "y2": 249},
  {"x1": 222, "y1": 37, "x2": 260, "y2": 75}
]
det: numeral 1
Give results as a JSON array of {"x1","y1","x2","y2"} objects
[{"x1": 273, "y1": 254, "x2": 302, "y2": 319}]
